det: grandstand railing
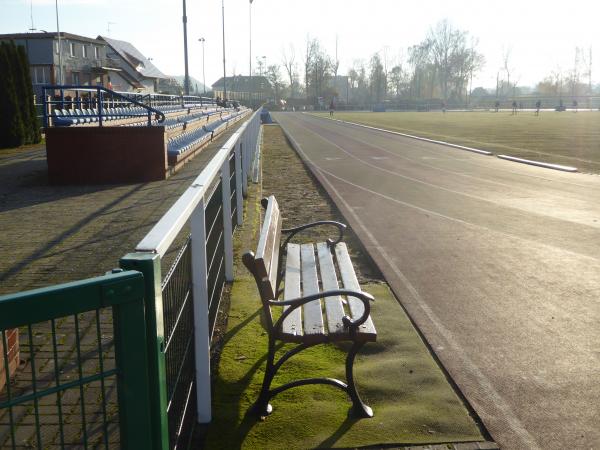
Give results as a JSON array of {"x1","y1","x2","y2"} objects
[
  {"x1": 116, "y1": 91, "x2": 216, "y2": 109},
  {"x1": 120, "y1": 107, "x2": 261, "y2": 449},
  {"x1": 42, "y1": 85, "x2": 167, "y2": 128}
]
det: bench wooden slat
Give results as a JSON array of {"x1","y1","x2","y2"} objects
[
  {"x1": 316, "y1": 242, "x2": 346, "y2": 336},
  {"x1": 300, "y1": 244, "x2": 325, "y2": 339},
  {"x1": 335, "y1": 243, "x2": 377, "y2": 339},
  {"x1": 255, "y1": 195, "x2": 281, "y2": 299},
  {"x1": 282, "y1": 243, "x2": 302, "y2": 338}
]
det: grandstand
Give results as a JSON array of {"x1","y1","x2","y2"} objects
[{"x1": 43, "y1": 86, "x2": 250, "y2": 184}]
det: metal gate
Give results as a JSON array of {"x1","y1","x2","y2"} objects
[{"x1": 0, "y1": 271, "x2": 154, "y2": 450}]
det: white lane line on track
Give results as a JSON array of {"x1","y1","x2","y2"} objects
[
  {"x1": 325, "y1": 114, "x2": 597, "y2": 165},
  {"x1": 280, "y1": 122, "x2": 542, "y2": 450},
  {"x1": 326, "y1": 116, "x2": 493, "y2": 155},
  {"x1": 497, "y1": 155, "x2": 578, "y2": 172},
  {"x1": 306, "y1": 115, "x2": 600, "y2": 190},
  {"x1": 284, "y1": 118, "x2": 600, "y2": 263},
  {"x1": 306, "y1": 119, "x2": 532, "y2": 191},
  {"x1": 292, "y1": 119, "x2": 600, "y2": 231}
]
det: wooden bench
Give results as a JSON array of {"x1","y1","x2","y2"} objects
[{"x1": 243, "y1": 195, "x2": 377, "y2": 418}]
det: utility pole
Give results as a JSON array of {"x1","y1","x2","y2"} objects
[
  {"x1": 249, "y1": 0, "x2": 253, "y2": 105},
  {"x1": 182, "y1": 0, "x2": 190, "y2": 95},
  {"x1": 222, "y1": 0, "x2": 227, "y2": 100},
  {"x1": 199, "y1": 38, "x2": 206, "y2": 94},
  {"x1": 55, "y1": 0, "x2": 63, "y2": 84}
]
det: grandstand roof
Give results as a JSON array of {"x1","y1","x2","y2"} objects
[{"x1": 99, "y1": 35, "x2": 167, "y2": 80}]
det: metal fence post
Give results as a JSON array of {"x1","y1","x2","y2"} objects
[
  {"x1": 252, "y1": 121, "x2": 262, "y2": 183},
  {"x1": 190, "y1": 199, "x2": 212, "y2": 423},
  {"x1": 119, "y1": 253, "x2": 169, "y2": 450},
  {"x1": 220, "y1": 158, "x2": 234, "y2": 281},
  {"x1": 235, "y1": 143, "x2": 244, "y2": 225},
  {"x1": 113, "y1": 282, "x2": 155, "y2": 450},
  {"x1": 241, "y1": 141, "x2": 249, "y2": 198}
]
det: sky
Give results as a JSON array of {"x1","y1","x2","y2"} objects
[{"x1": 2, "y1": 0, "x2": 600, "y2": 90}]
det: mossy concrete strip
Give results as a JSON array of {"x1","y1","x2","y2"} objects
[
  {"x1": 207, "y1": 277, "x2": 485, "y2": 449},
  {"x1": 207, "y1": 182, "x2": 485, "y2": 450}
]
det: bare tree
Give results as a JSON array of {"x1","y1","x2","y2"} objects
[
  {"x1": 282, "y1": 44, "x2": 296, "y2": 98},
  {"x1": 266, "y1": 64, "x2": 284, "y2": 103},
  {"x1": 428, "y1": 19, "x2": 467, "y2": 101},
  {"x1": 369, "y1": 53, "x2": 386, "y2": 103},
  {"x1": 408, "y1": 40, "x2": 432, "y2": 99},
  {"x1": 502, "y1": 46, "x2": 514, "y2": 97},
  {"x1": 303, "y1": 36, "x2": 318, "y2": 100},
  {"x1": 389, "y1": 65, "x2": 408, "y2": 98}
]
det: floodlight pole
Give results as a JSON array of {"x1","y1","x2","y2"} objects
[
  {"x1": 55, "y1": 0, "x2": 63, "y2": 84},
  {"x1": 249, "y1": 0, "x2": 253, "y2": 105},
  {"x1": 222, "y1": 0, "x2": 227, "y2": 100},
  {"x1": 199, "y1": 38, "x2": 206, "y2": 95},
  {"x1": 182, "y1": 0, "x2": 190, "y2": 95}
]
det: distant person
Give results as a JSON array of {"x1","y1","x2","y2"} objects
[
  {"x1": 329, "y1": 99, "x2": 335, "y2": 117},
  {"x1": 511, "y1": 100, "x2": 518, "y2": 115},
  {"x1": 494, "y1": 100, "x2": 500, "y2": 112},
  {"x1": 442, "y1": 101, "x2": 446, "y2": 113},
  {"x1": 535, "y1": 100, "x2": 541, "y2": 116},
  {"x1": 573, "y1": 100, "x2": 578, "y2": 113}
]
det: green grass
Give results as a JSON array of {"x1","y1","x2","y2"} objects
[
  {"x1": 316, "y1": 111, "x2": 600, "y2": 172},
  {"x1": 207, "y1": 278, "x2": 484, "y2": 449}
]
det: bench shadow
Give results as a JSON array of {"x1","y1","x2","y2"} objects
[
  {"x1": 316, "y1": 416, "x2": 360, "y2": 449},
  {"x1": 209, "y1": 306, "x2": 294, "y2": 449}
]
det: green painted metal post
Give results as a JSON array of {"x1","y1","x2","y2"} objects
[
  {"x1": 113, "y1": 284, "x2": 154, "y2": 450},
  {"x1": 120, "y1": 253, "x2": 169, "y2": 450}
]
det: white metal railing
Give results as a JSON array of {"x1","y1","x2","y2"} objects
[{"x1": 132, "y1": 107, "x2": 261, "y2": 425}]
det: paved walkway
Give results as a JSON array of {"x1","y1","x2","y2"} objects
[
  {"x1": 274, "y1": 112, "x2": 600, "y2": 450},
  {"x1": 0, "y1": 127, "x2": 240, "y2": 295},
  {"x1": 0, "y1": 127, "x2": 241, "y2": 448}
]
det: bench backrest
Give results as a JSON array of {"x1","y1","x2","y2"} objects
[{"x1": 242, "y1": 196, "x2": 282, "y2": 329}]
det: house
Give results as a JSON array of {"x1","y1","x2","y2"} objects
[
  {"x1": 211, "y1": 75, "x2": 271, "y2": 103},
  {"x1": 0, "y1": 32, "x2": 170, "y2": 96},
  {"x1": 0, "y1": 32, "x2": 117, "y2": 97},
  {"x1": 98, "y1": 36, "x2": 168, "y2": 93}
]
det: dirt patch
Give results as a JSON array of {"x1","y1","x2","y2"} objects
[{"x1": 260, "y1": 124, "x2": 382, "y2": 283}]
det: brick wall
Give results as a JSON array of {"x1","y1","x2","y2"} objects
[
  {"x1": 46, "y1": 125, "x2": 168, "y2": 184},
  {"x1": 0, "y1": 329, "x2": 20, "y2": 392}
]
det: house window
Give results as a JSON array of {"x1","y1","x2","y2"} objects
[
  {"x1": 94, "y1": 46, "x2": 99, "y2": 59},
  {"x1": 72, "y1": 72, "x2": 80, "y2": 84},
  {"x1": 69, "y1": 42, "x2": 75, "y2": 57},
  {"x1": 30, "y1": 66, "x2": 51, "y2": 84},
  {"x1": 82, "y1": 45, "x2": 87, "y2": 58}
]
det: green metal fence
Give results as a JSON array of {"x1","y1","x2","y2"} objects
[{"x1": 0, "y1": 271, "x2": 156, "y2": 450}]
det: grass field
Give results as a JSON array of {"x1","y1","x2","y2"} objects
[{"x1": 315, "y1": 111, "x2": 600, "y2": 173}]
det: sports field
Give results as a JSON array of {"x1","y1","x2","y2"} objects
[{"x1": 315, "y1": 111, "x2": 600, "y2": 173}]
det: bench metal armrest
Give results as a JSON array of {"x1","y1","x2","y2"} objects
[
  {"x1": 269, "y1": 289, "x2": 374, "y2": 332},
  {"x1": 281, "y1": 221, "x2": 347, "y2": 248}
]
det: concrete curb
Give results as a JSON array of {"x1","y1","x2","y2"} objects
[
  {"x1": 496, "y1": 155, "x2": 578, "y2": 172},
  {"x1": 321, "y1": 116, "x2": 494, "y2": 156}
]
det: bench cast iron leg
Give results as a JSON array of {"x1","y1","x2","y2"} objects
[
  {"x1": 346, "y1": 341, "x2": 373, "y2": 418},
  {"x1": 252, "y1": 336, "x2": 276, "y2": 417}
]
